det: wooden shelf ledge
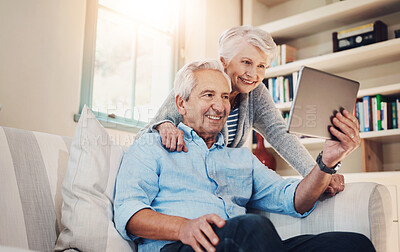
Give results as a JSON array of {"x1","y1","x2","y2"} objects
[
  {"x1": 265, "y1": 39, "x2": 400, "y2": 78},
  {"x1": 264, "y1": 129, "x2": 400, "y2": 148},
  {"x1": 258, "y1": 0, "x2": 400, "y2": 41}
]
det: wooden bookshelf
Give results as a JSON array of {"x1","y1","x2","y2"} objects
[
  {"x1": 252, "y1": 1, "x2": 400, "y2": 247},
  {"x1": 274, "y1": 102, "x2": 291, "y2": 111},
  {"x1": 254, "y1": 0, "x2": 400, "y2": 176}
]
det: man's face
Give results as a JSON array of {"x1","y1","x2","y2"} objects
[{"x1": 178, "y1": 69, "x2": 231, "y2": 140}]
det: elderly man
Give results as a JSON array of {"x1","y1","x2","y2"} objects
[{"x1": 114, "y1": 60, "x2": 374, "y2": 252}]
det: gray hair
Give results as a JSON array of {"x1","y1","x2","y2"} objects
[
  {"x1": 174, "y1": 60, "x2": 231, "y2": 101},
  {"x1": 218, "y1": 25, "x2": 278, "y2": 67}
]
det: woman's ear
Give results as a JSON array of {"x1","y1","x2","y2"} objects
[
  {"x1": 220, "y1": 57, "x2": 227, "y2": 68},
  {"x1": 175, "y1": 95, "x2": 186, "y2": 116}
]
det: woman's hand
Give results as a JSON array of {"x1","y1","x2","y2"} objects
[
  {"x1": 324, "y1": 174, "x2": 345, "y2": 196},
  {"x1": 156, "y1": 122, "x2": 188, "y2": 152}
]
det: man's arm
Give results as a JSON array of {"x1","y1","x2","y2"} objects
[
  {"x1": 127, "y1": 209, "x2": 225, "y2": 252},
  {"x1": 294, "y1": 109, "x2": 360, "y2": 214}
]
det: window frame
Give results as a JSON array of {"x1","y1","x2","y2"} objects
[{"x1": 76, "y1": 0, "x2": 182, "y2": 132}]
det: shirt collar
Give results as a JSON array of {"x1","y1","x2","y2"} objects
[{"x1": 177, "y1": 122, "x2": 225, "y2": 148}]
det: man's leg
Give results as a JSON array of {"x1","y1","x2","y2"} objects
[
  {"x1": 213, "y1": 214, "x2": 285, "y2": 252},
  {"x1": 161, "y1": 214, "x2": 286, "y2": 252},
  {"x1": 283, "y1": 232, "x2": 376, "y2": 252}
]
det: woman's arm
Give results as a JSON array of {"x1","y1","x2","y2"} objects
[{"x1": 252, "y1": 84, "x2": 315, "y2": 177}]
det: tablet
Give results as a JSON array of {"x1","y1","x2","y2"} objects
[{"x1": 286, "y1": 66, "x2": 360, "y2": 139}]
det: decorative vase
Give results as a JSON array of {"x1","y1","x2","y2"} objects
[{"x1": 252, "y1": 132, "x2": 277, "y2": 171}]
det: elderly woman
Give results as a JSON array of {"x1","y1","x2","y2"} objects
[{"x1": 137, "y1": 25, "x2": 345, "y2": 195}]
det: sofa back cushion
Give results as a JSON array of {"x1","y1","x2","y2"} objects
[
  {"x1": 54, "y1": 105, "x2": 135, "y2": 251},
  {"x1": 0, "y1": 126, "x2": 71, "y2": 251}
]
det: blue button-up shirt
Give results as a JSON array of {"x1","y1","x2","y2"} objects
[{"x1": 114, "y1": 123, "x2": 315, "y2": 252}]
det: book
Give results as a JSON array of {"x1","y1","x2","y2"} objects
[
  {"x1": 375, "y1": 94, "x2": 384, "y2": 130},
  {"x1": 381, "y1": 101, "x2": 387, "y2": 130},
  {"x1": 387, "y1": 102, "x2": 393, "y2": 130},
  {"x1": 363, "y1": 96, "x2": 372, "y2": 132},
  {"x1": 265, "y1": 78, "x2": 279, "y2": 104},
  {"x1": 292, "y1": 71, "x2": 298, "y2": 94},
  {"x1": 393, "y1": 101, "x2": 398, "y2": 129},
  {"x1": 287, "y1": 75, "x2": 294, "y2": 102},
  {"x1": 357, "y1": 101, "x2": 365, "y2": 132},
  {"x1": 355, "y1": 101, "x2": 361, "y2": 132},
  {"x1": 284, "y1": 77, "x2": 290, "y2": 102},
  {"x1": 271, "y1": 45, "x2": 281, "y2": 67},
  {"x1": 397, "y1": 99, "x2": 400, "y2": 128},
  {"x1": 371, "y1": 97, "x2": 377, "y2": 131},
  {"x1": 278, "y1": 76, "x2": 284, "y2": 103},
  {"x1": 281, "y1": 44, "x2": 297, "y2": 65}
]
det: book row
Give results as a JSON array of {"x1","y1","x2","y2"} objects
[
  {"x1": 263, "y1": 71, "x2": 298, "y2": 105},
  {"x1": 356, "y1": 95, "x2": 399, "y2": 132}
]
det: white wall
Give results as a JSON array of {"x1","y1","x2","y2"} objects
[
  {"x1": 0, "y1": 0, "x2": 241, "y2": 138},
  {"x1": 0, "y1": 0, "x2": 85, "y2": 137},
  {"x1": 183, "y1": 0, "x2": 241, "y2": 63}
]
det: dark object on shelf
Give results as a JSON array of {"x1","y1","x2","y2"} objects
[
  {"x1": 332, "y1": 20, "x2": 388, "y2": 52},
  {"x1": 252, "y1": 132, "x2": 276, "y2": 171},
  {"x1": 395, "y1": 29, "x2": 400, "y2": 38}
]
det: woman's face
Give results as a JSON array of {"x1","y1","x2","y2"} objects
[{"x1": 222, "y1": 43, "x2": 268, "y2": 95}]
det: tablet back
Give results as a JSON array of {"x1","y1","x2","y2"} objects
[{"x1": 287, "y1": 66, "x2": 360, "y2": 139}]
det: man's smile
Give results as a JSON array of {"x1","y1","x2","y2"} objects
[{"x1": 206, "y1": 115, "x2": 224, "y2": 120}]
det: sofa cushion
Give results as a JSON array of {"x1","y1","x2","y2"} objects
[
  {"x1": 0, "y1": 126, "x2": 70, "y2": 251},
  {"x1": 54, "y1": 105, "x2": 135, "y2": 251}
]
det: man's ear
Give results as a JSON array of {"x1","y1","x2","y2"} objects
[{"x1": 176, "y1": 95, "x2": 186, "y2": 116}]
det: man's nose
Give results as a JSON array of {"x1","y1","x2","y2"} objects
[{"x1": 211, "y1": 98, "x2": 224, "y2": 113}]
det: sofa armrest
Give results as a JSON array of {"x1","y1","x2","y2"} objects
[{"x1": 249, "y1": 182, "x2": 392, "y2": 252}]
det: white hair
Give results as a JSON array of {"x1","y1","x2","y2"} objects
[
  {"x1": 174, "y1": 60, "x2": 231, "y2": 101},
  {"x1": 218, "y1": 25, "x2": 278, "y2": 67}
]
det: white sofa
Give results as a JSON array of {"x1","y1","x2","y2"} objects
[{"x1": 0, "y1": 109, "x2": 393, "y2": 252}]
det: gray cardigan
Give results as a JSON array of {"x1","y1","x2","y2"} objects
[{"x1": 136, "y1": 84, "x2": 316, "y2": 177}]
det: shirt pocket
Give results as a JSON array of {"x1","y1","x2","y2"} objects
[{"x1": 216, "y1": 165, "x2": 253, "y2": 206}]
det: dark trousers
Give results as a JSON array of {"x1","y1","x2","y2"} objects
[{"x1": 161, "y1": 214, "x2": 375, "y2": 252}]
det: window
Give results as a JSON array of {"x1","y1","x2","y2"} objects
[{"x1": 79, "y1": 0, "x2": 181, "y2": 131}]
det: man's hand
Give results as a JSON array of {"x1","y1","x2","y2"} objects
[
  {"x1": 156, "y1": 122, "x2": 188, "y2": 152},
  {"x1": 294, "y1": 110, "x2": 360, "y2": 214},
  {"x1": 324, "y1": 174, "x2": 345, "y2": 196},
  {"x1": 178, "y1": 214, "x2": 226, "y2": 252},
  {"x1": 322, "y1": 109, "x2": 361, "y2": 167}
]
